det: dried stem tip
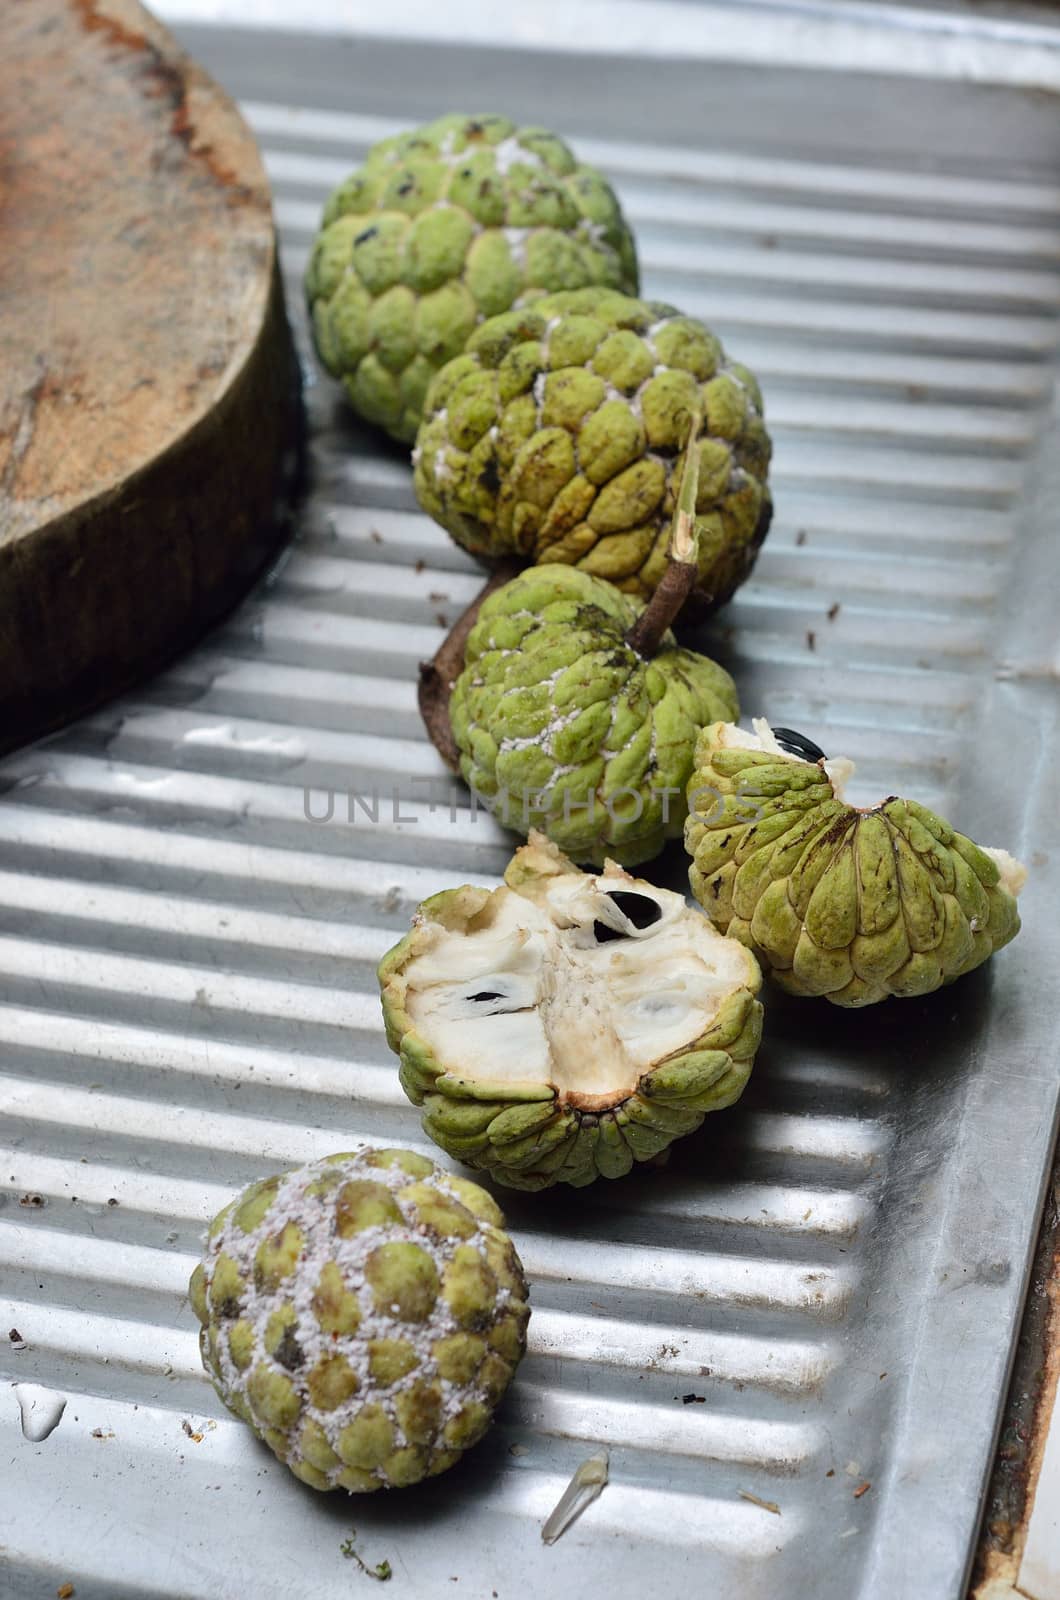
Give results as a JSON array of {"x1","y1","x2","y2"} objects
[{"x1": 624, "y1": 420, "x2": 703, "y2": 660}]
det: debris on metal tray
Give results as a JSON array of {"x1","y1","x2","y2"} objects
[
  {"x1": 541, "y1": 1451, "x2": 610, "y2": 1545},
  {"x1": 739, "y1": 1490, "x2": 781, "y2": 1515},
  {"x1": 339, "y1": 1531, "x2": 393, "y2": 1582}
]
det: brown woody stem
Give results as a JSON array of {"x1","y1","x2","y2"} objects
[
  {"x1": 419, "y1": 562, "x2": 520, "y2": 771},
  {"x1": 624, "y1": 420, "x2": 703, "y2": 659}
]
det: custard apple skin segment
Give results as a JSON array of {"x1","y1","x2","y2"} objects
[
  {"x1": 190, "y1": 1149, "x2": 529, "y2": 1491},
  {"x1": 305, "y1": 114, "x2": 638, "y2": 442},
  {"x1": 378, "y1": 835, "x2": 764, "y2": 1191},
  {"x1": 449, "y1": 563, "x2": 739, "y2": 866},
  {"x1": 413, "y1": 287, "x2": 772, "y2": 607},
  {"x1": 684, "y1": 722, "x2": 1023, "y2": 1007}
]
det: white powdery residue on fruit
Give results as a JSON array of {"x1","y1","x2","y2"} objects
[
  {"x1": 200, "y1": 1154, "x2": 519, "y2": 1486},
  {"x1": 580, "y1": 219, "x2": 611, "y2": 247},
  {"x1": 497, "y1": 135, "x2": 543, "y2": 176},
  {"x1": 499, "y1": 702, "x2": 584, "y2": 757},
  {"x1": 611, "y1": 374, "x2": 653, "y2": 425},
  {"x1": 434, "y1": 449, "x2": 453, "y2": 484},
  {"x1": 538, "y1": 314, "x2": 562, "y2": 372},
  {"x1": 723, "y1": 360, "x2": 760, "y2": 418},
  {"x1": 597, "y1": 674, "x2": 634, "y2": 770},
  {"x1": 532, "y1": 370, "x2": 547, "y2": 422},
  {"x1": 726, "y1": 463, "x2": 749, "y2": 498},
  {"x1": 646, "y1": 711, "x2": 659, "y2": 780},
  {"x1": 503, "y1": 227, "x2": 531, "y2": 271}
]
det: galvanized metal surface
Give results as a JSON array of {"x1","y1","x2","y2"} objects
[{"x1": 2, "y1": 7, "x2": 1060, "y2": 1598}]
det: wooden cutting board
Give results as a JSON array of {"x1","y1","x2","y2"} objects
[{"x1": 0, "y1": 0, "x2": 302, "y2": 755}]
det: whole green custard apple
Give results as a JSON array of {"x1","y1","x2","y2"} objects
[
  {"x1": 190, "y1": 1148, "x2": 529, "y2": 1492},
  {"x1": 378, "y1": 833, "x2": 763, "y2": 1191},
  {"x1": 306, "y1": 114, "x2": 638, "y2": 441},
  {"x1": 685, "y1": 719, "x2": 1026, "y2": 1006},
  {"x1": 447, "y1": 563, "x2": 738, "y2": 867},
  {"x1": 413, "y1": 286, "x2": 772, "y2": 608}
]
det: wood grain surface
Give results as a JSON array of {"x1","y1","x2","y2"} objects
[{"x1": 0, "y1": 0, "x2": 302, "y2": 754}]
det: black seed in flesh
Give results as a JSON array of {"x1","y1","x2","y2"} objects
[
  {"x1": 605, "y1": 891, "x2": 663, "y2": 929},
  {"x1": 468, "y1": 991, "x2": 504, "y2": 1003},
  {"x1": 771, "y1": 727, "x2": 827, "y2": 763}
]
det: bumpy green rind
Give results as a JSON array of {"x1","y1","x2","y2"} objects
[
  {"x1": 191, "y1": 1149, "x2": 529, "y2": 1491},
  {"x1": 449, "y1": 564, "x2": 738, "y2": 866},
  {"x1": 684, "y1": 723, "x2": 1023, "y2": 1006},
  {"x1": 305, "y1": 114, "x2": 638, "y2": 441},
  {"x1": 413, "y1": 286, "x2": 772, "y2": 606},
  {"x1": 377, "y1": 840, "x2": 763, "y2": 1189}
]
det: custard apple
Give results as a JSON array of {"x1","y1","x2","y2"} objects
[
  {"x1": 378, "y1": 833, "x2": 763, "y2": 1190},
  {"x1": 447, "y1": 563, "x2": 738, "y2": 866},
  {"x1": 306, "y1": 114, "x2": 638, "y2": 442},
  {"x1": 413, "y1": 286, "x2": 772, "y2": 607},
  {"x1": 685, "y1": 719, "x2": 1026, "y2": 1006},
  {"x1": 189, "y1": 1148, "x2": 529, "y2": 1492}
]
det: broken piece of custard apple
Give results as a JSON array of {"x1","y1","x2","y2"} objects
[
  {"x1": 448, "y1": 563, "x2": 738, "y2": 866},
  {"x1": 378, "y1": 833, "x2": 763, "y2": 1190},
  {"x1": 685, "y1": 720, "x2": 1026, "y2": 1006},
  {"x1": 306, "y1": 114, "x2": 638, "y2": 441},
  {"x1": 190, "y1": 1148, "x2": 529, "y2": 1492},
  {"x1": 413, "y1": 286, "x2": 772, "y2": 608}
]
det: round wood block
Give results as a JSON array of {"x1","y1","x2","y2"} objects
[{"x1": 0, "y1": 0, "x2": 302, "y2": 754}]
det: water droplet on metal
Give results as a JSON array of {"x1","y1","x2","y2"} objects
[{"x1": 14, "y1": 1383, "x2": 67, "y2": 1442}]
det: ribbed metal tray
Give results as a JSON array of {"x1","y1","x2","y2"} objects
[{"x1": 3, "y1": 6, "x2": 1059, "y2": 1597}]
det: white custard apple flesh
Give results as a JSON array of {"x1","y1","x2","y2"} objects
[
  {"x1": 685, "y1": 719, "x2": 1026, "y2": 1006},
  {"x1": 413, "y1": 286, "x2": 772, "y2": 608},
  {"x1": 378, "y1": 834, "x2": 763, "y2": 1190},
  {"x1": 306, "y1": 114, "x2": 638, "y2": 441},
  {"x1": 449, "y1": 563, "x2": 738, "y2": 866},
  {"x1": 190, "y1": 1148, "x2": 529, "y2": 1491}
]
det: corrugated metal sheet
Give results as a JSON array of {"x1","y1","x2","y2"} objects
[{"x1": 2, "y1": 8, "x2": 1059, "y2": 1598}]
